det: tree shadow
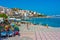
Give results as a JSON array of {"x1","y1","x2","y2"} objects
[{"x1": 0, "y1": 37, "x2": 9, "y2": 40}]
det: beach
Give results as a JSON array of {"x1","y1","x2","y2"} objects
[{"x1": 1, "y1": 23, "x2": 60, "y2": 40}]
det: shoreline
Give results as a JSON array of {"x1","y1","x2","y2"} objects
[
  {"x1": 30, "y1": 17, "x2": 60, "y2": 18},
  {"x1": 20, "y1": 23, "x2": 60, "y2": 29}
]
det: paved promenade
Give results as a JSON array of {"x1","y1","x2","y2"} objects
[{"x1": 1, "y1": 24, "x2": 60, "y2": 40}]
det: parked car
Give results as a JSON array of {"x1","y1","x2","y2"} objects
[
  {"x1": 14, "y1": 30, "x2": 20, "y2": 36},
  {"x1": 1, "y1": 31, "x2": 7, "y2": 37},
  {"x1": 7, "y1": 30, "x2": 14, "y2": 37}
]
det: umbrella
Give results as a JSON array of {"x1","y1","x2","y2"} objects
[{"x1": 14, "y1": 27, "x2": 19, "y2": 31}]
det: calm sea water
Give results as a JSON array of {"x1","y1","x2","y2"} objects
[{"x1": 27, "y1": 18, "x2": 60, "y2": 28}]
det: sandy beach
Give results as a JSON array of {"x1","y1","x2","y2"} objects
[{"x1": 1, "y1": 23, "x2": 60, "y2": 40}]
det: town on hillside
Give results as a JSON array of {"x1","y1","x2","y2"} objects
[{"x1": 0, "y1": 6, "x2": 47, "y2": 20}]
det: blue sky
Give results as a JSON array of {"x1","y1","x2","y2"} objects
[{"x1": 0, "y1": 0, "x2": 60, "y2": 15}]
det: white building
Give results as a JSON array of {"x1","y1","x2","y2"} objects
[{"x1": 0, "y1": 6, "x2": 5, "y2": 13}]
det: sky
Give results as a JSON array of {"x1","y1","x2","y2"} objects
[{"x1": 0, "y1": 0, "x2": 60, "y2": 15}]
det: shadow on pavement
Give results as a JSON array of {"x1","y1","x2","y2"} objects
[{"x1": 0, "y1": 37, "x2": 9, "y2": 40}]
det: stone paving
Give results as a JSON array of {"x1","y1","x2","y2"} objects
[{"x1": 1, "y1": 24, "x2": 60, "y2": 40}]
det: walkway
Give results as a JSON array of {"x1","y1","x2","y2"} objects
[{"x1": 1, "y1": 24, "x2": 60, "y2": 40}]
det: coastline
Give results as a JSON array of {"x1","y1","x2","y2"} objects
[{"x1": 31, "y1": 16, "x2": 60, "y2": 18}]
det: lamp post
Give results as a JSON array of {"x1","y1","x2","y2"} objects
[{"x1": 27, "y1": 22, "x2": 28, "y2": 29}]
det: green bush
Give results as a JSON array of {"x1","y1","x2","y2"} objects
[{"x1": 0, "y1": 13, "x2": 8, "y2": 18}]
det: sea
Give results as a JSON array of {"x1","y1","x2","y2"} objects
[{"x1": 26, "y1": 17, "x2": 60, "y2": 28}]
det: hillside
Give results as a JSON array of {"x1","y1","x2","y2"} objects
[{"x1": 0, "y1": 6, "x2": 47, "y2": 19}]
